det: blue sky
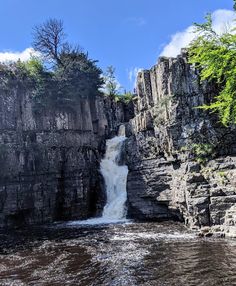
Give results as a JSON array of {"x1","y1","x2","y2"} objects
[{"x1": 0, "y1": 0, "x2": 234, "y2": 91}]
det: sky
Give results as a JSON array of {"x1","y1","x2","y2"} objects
[{"x1": 0, "y1": 0, "x2": 234, "y2": 91}]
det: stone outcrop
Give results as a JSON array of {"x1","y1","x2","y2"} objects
[
  {"x1": 124, "y1": 50, "x2": 236, "y2": 237},
  {"x1": 0, "y1": 64, "x2": 133, "y2": 228},
  {"x1": 0, "y1": 75, "x2": 117, "y2": 227},
  {"x1": 103, "y1": 96, "x2": 134, "y2": 137}
]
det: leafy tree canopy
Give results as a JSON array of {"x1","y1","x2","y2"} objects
[{"x1": 188, "y1": 12, "x2": 236, "y2": 126}]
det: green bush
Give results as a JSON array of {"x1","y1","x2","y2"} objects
[
  {"x1": 191, "y1": 143, "x2": 215, "y2": 164},
  {"x1": 188, "y1": 13, "x2": 236, "y2": 126}
]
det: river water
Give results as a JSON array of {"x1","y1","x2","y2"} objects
[
  {"x1": 0, "y1": 222, "x2": 236, "y2": 285},
  {"x1": 0, "y1": 136, "x2": 236, "y2": 285}
]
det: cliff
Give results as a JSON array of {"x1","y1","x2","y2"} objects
[
  {"x1": 0, "y1": 71, "x2": 130, "y2": 227},
  {"x1": 125, "y1": 50, "x2": 236, "y2": 237},
  {"x1": 1, "y1": 50, "x2": 236, "y2": 237}
]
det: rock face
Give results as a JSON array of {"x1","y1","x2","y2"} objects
[
  {"x1": 0, "y1": 75, "x2": 117, "y2": 227},
  {"x1": 125, "y1": 51, "x2": 236, "y2": 236},
  {"x1": 0, "y1": 65, "x2": 133, "y2": 228},
  {"x1": 1, "y1": 50, "x2": 236, "y2": 237}
]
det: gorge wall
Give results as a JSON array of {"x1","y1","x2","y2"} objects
[
  {"x1": 0, "y1": 72, "x2": 131, "y2": 227},
  {"x1": 1, "y1": 50, "x2": 236, "y2": 237},
  {"x1": 124, "y1": 50, "x2": 236, "y2": 237}
]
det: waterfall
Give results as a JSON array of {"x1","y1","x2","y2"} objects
[
  {"x1": 100, "y1": 135, "x2": 128, "y2": 220},
  {"x1": 68, "y1": 131, "x2": 128, "y2": 225}
]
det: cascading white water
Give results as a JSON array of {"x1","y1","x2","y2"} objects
[
  {"x1": 100, "y1": 135, "x2": 128, "y2": 220},
  {"x1": 68, "y1": 128, "x2": 128, "y2": 225}
]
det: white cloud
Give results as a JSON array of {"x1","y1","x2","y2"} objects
[
  {"x1": 128, "y1": 67, "x2": 143, "y2": 89},
  {"x1": 160, "y1": 26, "x2": 196, "y2": 58},
  {"x1": 0, "y1": 47, "x2": 39, "y2": 63},
  {"x1": 160, "y1": 9, "x2": 236, "y2": 58},
  {"x1": 212, "y1": 9, "x2": 236, "y2": 34}
]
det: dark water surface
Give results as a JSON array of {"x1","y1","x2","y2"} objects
[{"x1": 0, "y1": 222, "x2": 236, "y2": 286}]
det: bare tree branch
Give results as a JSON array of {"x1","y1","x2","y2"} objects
[{"x1": 32, "y1": 19, "x2": 65, "y2": 65}]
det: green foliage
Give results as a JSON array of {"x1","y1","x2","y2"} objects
[
  {"x1": 122, "y1": 91, "x2": 133, "y2": 103},
  {"x1": 217, "y1": 170, "x2": 229, "y2": 185},
  {"x1": 218, "y1": 171, "x2": 226, "y2": 178},
  {"x1": 102, "y1": 66, "x2": 134, "y2": 103},
  {"x1": 113, "y1": 91, "x2": 134, "y2": 103},
  {"x1": 53, "y1": 49, "x2": 103, "y2": 104},
  {"x1": 103, "y1": 66, "x2": 121, "y2": 97},
  {"x1": 191, "y1": 143, "x2": 215, "y2": 164},
  {"x1": 0, "y1": 19, "x2": 104, "y2": 111},
  {"x1": 1, "y1": 19, "x2": 131, "y2": 112},
  {"x1": 14, "y1": 58, "x2": 46, "y2": 84},
  {"x1": 188, "y1": 13, "x2": 236, "y2": 126},
  {"x1": 180, "y1": 143, "x2": 215, "y2": 164},
  {"x1": 0, "y1": 58, "x2": 46, "y2": 93},
  {"x1": 30, "y1": 19, "x2": 103, "y2": 109},
  {"x1": 234, "y1": 0, "x2": 236, "y2": 11},
  {"x1": 192, "y1": 143, "x2": 214, "y2": 157},
  {"x1": 0, "y1": 52, "x2": 103, "y2": 112},
  {"x1": 23, "y1": 57, "x2": 44, "y2": 77}
]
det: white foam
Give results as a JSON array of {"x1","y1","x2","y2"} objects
[
  {"x1": 110, "y1": 231, "x2": 196, "y2": 241},
  {"x1": 67, "y1": 135, "x2": 128, "y2": 226}
]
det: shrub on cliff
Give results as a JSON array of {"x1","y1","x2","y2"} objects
[
  {"x1": 0, "y1": 58, "x2": 48, "y2": 93},
  {"x1": 188, "y1": 12, "x2": 236, "y2": 126},
  {"x1": 102, "y1": 66, "x2": 134, "y2": 103},
  {"x1": 122, "y1": 91, "x2": 134, "y2": 103},
  {"x1": 102, "y1": 66, "x2": 121, "y2": 98}
]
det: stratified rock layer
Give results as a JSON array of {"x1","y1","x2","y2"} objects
[
  {"x1": 125, "y1": 51, "x2": 236, "y2": 237},
  {"x1": 0, "y1": 75, "x2": 113, "y2": 227}
]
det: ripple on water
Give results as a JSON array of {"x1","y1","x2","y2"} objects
[{"x1": 0, "y1": 222, "x2": 235, "y2": 286}]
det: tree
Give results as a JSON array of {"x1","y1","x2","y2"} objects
[
  {"x1": 234, "y1": 0, "x2": 236, "y2": 11},
  {"x1": 31, "y1": 19, "x2": 104, "y2": 106},
  {"x1": 32, "y1": 18, "x2": 65, "y2": 65},
  {"x1": 54, "y1": 47, "x2": 103, "y2": 101},
  {"x1": 188, "y1": 13, "x2": 236, "y2": 126},
  {"x1": 103, "y1": 66, "x2": 121, "y2": 97}
]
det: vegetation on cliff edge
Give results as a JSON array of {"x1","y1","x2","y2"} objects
[
  {"x1": 188, "y1": 2, "x2": 236, "y2": 126},
  {"x1": 102, "y1": 65, "x2": 134, "y2": 103},
  {"x1": 0, "y1": 19, "x2": 134, "y2": 110},
  {"x1": 0, "y1": 19, "x2": 104, "y2": 111}
]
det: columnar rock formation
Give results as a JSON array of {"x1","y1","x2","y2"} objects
[
  {"x1": 0, "y1": 78, "x2": 108, "y2": 226},
  {"x1": 0, "y1": 68, "x2": 133, "y2": 227},
  {"x1": 1, "y1": 50, "x2": 236, "y2": 237},
  {"x1": 125, "y1": 50, "x2": 236, "y2": 237}
]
